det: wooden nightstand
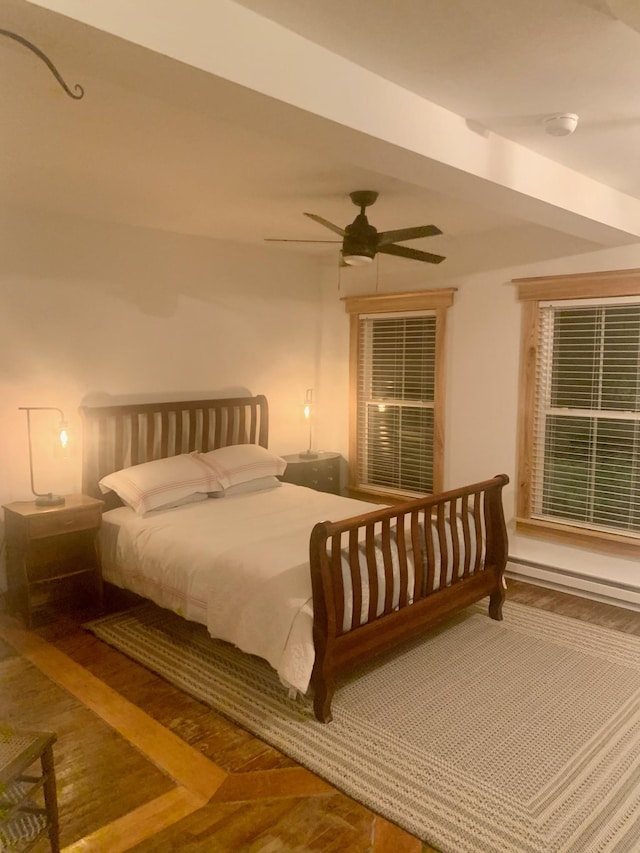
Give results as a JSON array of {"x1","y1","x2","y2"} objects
[
  {"x1": 3, "y1": 495, "x2": 104, "y2": 627},
  {"x1": 280, "y1": 452, "x2": 342, "y2": 495}
]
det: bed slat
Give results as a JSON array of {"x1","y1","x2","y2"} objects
[
  {"x1": 449, "y1": 498, "x2": 460, "y2": 584},
  {"x1": 411, "y1": 510, "x2": 424, "y2": 599},
  {"x1": 396, "y1": 520, "x2": 409, "y2": 610},
  {"x1": 461, "y1": 495, "x2": 471, "y2": 578},
  {"x1": 422, "y1": 508, "x2": 435, "y2": 599},
  {"x1": 365, "y1": 525, "x2": 378, "y2": 625},
  {"x1": 348, "y1": 529, "x2": 362, "y2": 631},
  {"x1": 436, "y1": 504, "x2": 447, "y2": 590},
  {"x1": 145, "y1": 414, "x2": 155, "y2": 461},
  {"x1": 331, "y1": 535, "x2": 345, "y2": 635},
  {"x1": 381, "y1": 518, "x2": 394, "y2": 615},
  {"x1": 473, "y1": 493, "x2": 483, "y2": 573}
]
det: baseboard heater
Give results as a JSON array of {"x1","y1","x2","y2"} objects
[{"x1": 506, "y1": 556, "x2": 640, "y2": 611}]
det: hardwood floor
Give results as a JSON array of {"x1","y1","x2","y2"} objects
[{"x1": 1, "y1": 580, "x2": 639, "y2": 852}]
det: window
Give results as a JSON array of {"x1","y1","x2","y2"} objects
[
  {"x1": 344, "y1": 290, "x2": 455, "y2": 498},
  {"x1": 516, "y1": 270, "x2": 640, "y2": 553}
]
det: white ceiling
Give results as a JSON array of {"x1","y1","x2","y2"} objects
[
  {"x1": 5, "y1": 0, "x2": 640, "y2": 280},
  {"x1": 235, "y1": 0, "x2": 640, "y2": 196}
]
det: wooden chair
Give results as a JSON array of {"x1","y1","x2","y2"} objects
[{"x1": 0, "y1": 728, "x2": 59, "y2": 852}]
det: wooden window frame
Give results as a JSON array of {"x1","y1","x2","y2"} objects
[
  {"x1": 344, "y1": 289, "x2": 455, "y2": 501},
  {"x1": 514, "y1": 267, "x2": 640, "y2": 557}
]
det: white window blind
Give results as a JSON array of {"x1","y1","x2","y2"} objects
[
  {"x1": 532, "y1": 300, "x2": 640, "y2": 536},
  {"x1": 357, "y1": 312, "x2": 436, "y2": 495}
]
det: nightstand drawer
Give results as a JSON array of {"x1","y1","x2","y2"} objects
[
  {"x1": 307, "y1": 458, "x2": 339, "y2": 488},
  {"x1": 28, "y1": 507, "x2": 101, "y2": 540},
  {"x1": 280, "y1": 452, "x2": 342, "y2": 495}
]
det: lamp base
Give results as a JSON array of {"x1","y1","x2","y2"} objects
[
  {"x1": 35, "y1": 493, "x2": 65, "y2": 507},
  {"x1": 299, "y1": 450, "x2": 319, "y2": 459}
]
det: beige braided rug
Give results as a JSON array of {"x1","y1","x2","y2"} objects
[{"x1": 87, "y1": 600, "x2": 640, "y2": 852}]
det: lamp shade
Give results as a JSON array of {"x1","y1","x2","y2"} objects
[{"x1": 299, "y1": 389, "x2": 318, "y2": 459}]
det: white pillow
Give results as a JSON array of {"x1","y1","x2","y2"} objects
[
  {"x1": 99, "y1": 453, "x2": 223, "y2": 515},
  {"x1": 210, "y1": 475, "x2": 282, "y2": 498},
  {"x1": 150, "y1": 492, "x2": 210, "y2": 512},
  {"x1": 196, "y1": 444, "x2": 286, "y2": 489}
]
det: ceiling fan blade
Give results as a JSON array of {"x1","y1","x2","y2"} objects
[
  {"x1": 377, "y1": 224, "x2": 442, "y2": 246},
  {"x1": 378, "y1": 243, "x2": 446, "y2": 264},
  {"x1": 304, "y1": 212, "x2": 346, "y2": 237},
  {"x1": 265, "y1": 238, "x2": 340, "y2": 243}
]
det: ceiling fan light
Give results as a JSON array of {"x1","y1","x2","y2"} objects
[{"x1": 342, "y1": 254, "x2": 374, "y2": 266}]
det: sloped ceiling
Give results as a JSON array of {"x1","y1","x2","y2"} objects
[{"x1": 5, "y1": 0, "x2": 640, "y2": 280}]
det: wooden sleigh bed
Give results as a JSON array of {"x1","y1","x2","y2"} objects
[{"x1": 81, "y1": 394, "x2": 509, "y2": 723}]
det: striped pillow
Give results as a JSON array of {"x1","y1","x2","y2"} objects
[
  {"x1": 99, "y1": 453, "x2": 222, "y2": 515},
  {"x1": 195, "y1": 444, "x2": 286, "y2": 489}
]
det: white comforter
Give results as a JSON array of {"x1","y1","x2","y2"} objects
[{"x1": 100, "y1": 483, "x2": 382, "y2": 694}]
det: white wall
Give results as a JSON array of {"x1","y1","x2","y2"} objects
[
  {"x1": 2, "y1": 203, "x2": 638, "y2": 607},
  {"x1": 0, "y1": 206, "x2": 324, "y2": 590},
  {"x1": 318, "y1": 246, "x2": 640, "y2": 608}
]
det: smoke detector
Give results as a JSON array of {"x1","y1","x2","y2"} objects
[{"x1": 543, "y1": 113, "x2": 579, "y2": 137}]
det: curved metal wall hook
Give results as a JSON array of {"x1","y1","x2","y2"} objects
[{"x1": 0, "y1": 28, "x2": 84, "y2": 99}]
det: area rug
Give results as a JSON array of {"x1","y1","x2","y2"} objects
[{"x1": 86, "y1": 600, "x2": 640, "y2": 853}]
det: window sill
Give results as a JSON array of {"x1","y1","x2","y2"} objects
[
  {"x1": 346, "y1": 487, "x2": 417, "y2": 506},
  {"x1": 515, "y1": 517, "x2": 640, "y2": 557}
]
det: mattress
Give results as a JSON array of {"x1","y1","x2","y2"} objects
[{"x1": 100, "y1": 482, "x2": 383, "y2": 694}]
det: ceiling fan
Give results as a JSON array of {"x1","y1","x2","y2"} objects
[{"x1": 266, "y1": 190, "x2": 446, "y2": 266}]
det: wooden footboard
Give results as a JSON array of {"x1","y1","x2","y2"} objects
[{"x1": 309, "y1": 474, "x2": 509, "y2": 722}]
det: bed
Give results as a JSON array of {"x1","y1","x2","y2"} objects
[{"x1": 81, "y1": 394, "x2": 509, "y2": 723}]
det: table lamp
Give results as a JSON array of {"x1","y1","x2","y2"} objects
[{"x1": 19, "y1": 407, "x2": 69, "y2": 506}]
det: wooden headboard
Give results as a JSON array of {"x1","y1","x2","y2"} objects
[{"x1": 80, "y1": 395, "x2": 268, "y2": 504}]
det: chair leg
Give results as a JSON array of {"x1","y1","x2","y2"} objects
[{"x1": 41, "y1": 745, "x2": 60, "y2": 853}]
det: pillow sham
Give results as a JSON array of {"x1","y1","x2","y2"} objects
[
  {"x1": 99, "y1": 453, "x2": 223, "y2": 515},
  {"x1": 151, "y1": 492, "x2": 210, "y2": 511},
  {"x1": 210, "y1": 475, "x2": 282, "y2": 498},
  {"x1": 196, "y1": 444, "x2": 286, "y2": 489}
]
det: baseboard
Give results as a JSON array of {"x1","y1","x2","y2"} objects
[{"x1": 506, "y1": 558, "x2": 640, "y2": 612}]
